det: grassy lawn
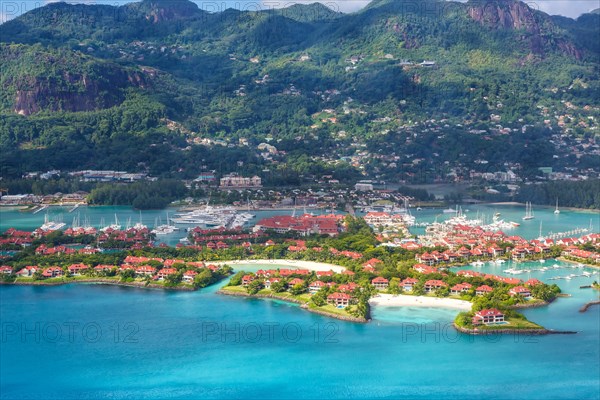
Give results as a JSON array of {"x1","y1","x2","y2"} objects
[
  {"x1": 475, "y1": 317, "x2": 544, "y2": 330},
  {"x1": 308, "y1": 302, "x2": 355, "y2": 317},
  {"x1": 220, "y1": 285, "x2": 248, "y2": 293}
]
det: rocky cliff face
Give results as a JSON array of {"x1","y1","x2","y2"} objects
[
  {"x1": 138, "y1": 0, "x2": 201, "y2": 24},
  {"x1": 467, "y1": 0, "x2": 581, "y2": 59},
  {"x1": 13, "y1": 68, "x2": 147, "y2": 116}
]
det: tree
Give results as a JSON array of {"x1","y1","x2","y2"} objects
[
  {"x1": 270, "y1": 280, "x2": 285, "y2": 293},
  {"x1": 228, "y1": 271, "x2": 245, "y2": 286},
  {"x1": 311, "y1": 289, "x2": 327, "y2": 306},
  {"x1": 247, "y1": 280, "x2": 262, "y2": 295},
  {"x1": 290, "y1": 283, "x2": 306, "y2": 296}
]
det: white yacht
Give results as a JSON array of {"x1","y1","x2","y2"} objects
[{"x1": 40, "y1": 213, "x2": 66, "y2": 231}]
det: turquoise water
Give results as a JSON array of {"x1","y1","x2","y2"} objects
[
  {"x1": 1, "y1": 206, "x2": 599, "y2": 398},
  {"x1": 1, "y1": 259, "x2": 599, "y2": 399}
]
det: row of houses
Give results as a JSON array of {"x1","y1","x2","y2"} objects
[{"x1": 253, "y1": 214, "x2": 344, "y2": 237}]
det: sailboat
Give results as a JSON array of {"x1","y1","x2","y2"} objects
[
  {"x1": 522, "y1": 202, "x2": 535, "y2": 220},
  {"x1": 101, "y1": 214, "x2": 121, "y2": 232},
  {"x1": 554, "y1": 198, "x2": 560, "y2": 215},
  {"x1": 133, "y1": 210, "x2": 147, "y2": 230}
]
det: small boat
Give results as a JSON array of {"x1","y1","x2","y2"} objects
[{"x1": 554, "y1": 198, "x2": 560, "y2": 215}]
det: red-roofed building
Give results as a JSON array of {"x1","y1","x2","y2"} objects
[
  {"x1": 156, "y1": 268, "x2": 177, "y2": 280},
  {"x1": 242, "y1": 274, "x2": 255, "y2": 287},
  {"x1": 372, "y1": 277, "x2": 389, "y2": 290},
  {"x1": 476, "y1": 285, "x2": 494, "y2": 296},
  {"x1": 509, "y1": 286, "x2": 531, "y2": 298},
  {"x1": 68, "y1": 263, "x2": 89, "y2": 275},
  {"x1": 413, "y1": 264, "x2": 438, "y2": 274},
  {"x1": 94, "y1": 264, "x2": 115, "y2": 272},
  {"x1": 472, "y1": 308, "x2": 505, "y2": 325},
  {"x1": 309, "y1": 280, "x2": 326, "y2": 294},
  {"x1": 288, "y1": 278, "x2": 305, "y2": 287},
  {"x1": 327, "y1": 292, "x2": 352, "y2": 308},
  {"x1": 17, "y1": 266, "x2": 38, "y2": 277},
  {"x1": 42, "y1": 267, "x2": 63, "y2": 278},
  {"x1": 135, "y1": 265, "x2": 156, "y2": 277},
  {"x1": 264, "y1": 277, "x2": 281, "y2": 290},
  {"x1": 183, "y1": 270, "x2": 198, "y2": 283},
  {"x1": 338, "y1": 282, "x2": 359, "y2": 293},
  {"x1": 0, "y1": 266, "x2": 13, "y2": 274},
  {"x1": 424, "y1": 280, "x2": 447, "y2": 292},
  {"x1": 400, "y1": 278, "x2": 419, "y2": 291},
  {"x1": 316, "y1": 270, "x2": 334, "y2": 278},
  {"x1": 451, "y1": 282, "x2": 472, "y2": 295},
  {"x1": 363, "y1": 258, "x2": 383, "y2": 269},
  {"x1": 526, "y1": 278, "x2": 543, "y2": 286}
]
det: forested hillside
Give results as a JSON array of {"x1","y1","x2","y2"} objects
[{"x1": 0, "y1": 0, "x2": 598, "y2": 184}]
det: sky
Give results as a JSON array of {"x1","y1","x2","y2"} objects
[{"x1": 1, "y1": 0, "x2": 599, "y2": 24}]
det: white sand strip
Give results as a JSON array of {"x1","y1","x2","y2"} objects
[
  {"x1": 369, "y1": 294, "x2": 472, "y2": 310},
  {"x1": 214, "y1": 259, "x2": 346, "y2": 273}
]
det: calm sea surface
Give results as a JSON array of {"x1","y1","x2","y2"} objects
[{"x1": 0, "y1": 205, "x2": 599, "y2": 399}]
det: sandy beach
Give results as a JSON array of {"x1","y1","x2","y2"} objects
[
  {"x1": 215, "y1": 259, "x2": 347, "y2": 273},
  {"x1": 369, "y1": 294, "x2": 472, "y2": 310}
]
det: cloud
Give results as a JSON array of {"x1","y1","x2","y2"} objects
[{"x1": 526, "y1": 1, "x2": 598, "y2": 18}]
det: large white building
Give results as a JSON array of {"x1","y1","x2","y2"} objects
[{"x1": 220, "y1": 174, "x2": 262, "y2": 188}]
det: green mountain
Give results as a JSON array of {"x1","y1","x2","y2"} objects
[{"x1": 0, "y1": 0, "x2": 598, "y2": 182}]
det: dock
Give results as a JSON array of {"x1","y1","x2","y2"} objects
[
  {"x1": 32, "y1": 205, "x2": 48, "y2": 214},
  {"x1": 579, "y1": 300, "x2": 600, "y2": 313}
]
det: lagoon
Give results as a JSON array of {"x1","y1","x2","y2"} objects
[{"x1": 1, "y1": 258, "x2": 599, "y2": 399}]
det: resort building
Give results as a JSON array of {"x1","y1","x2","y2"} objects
[
  {"x1": 371, "y1": 277, "x2": 389, "y2": 290},
  {"x1": 450, "y1": 283, "x2": 472, "y2": 295},
  {"x1": 475, "y1": 285, "x2": 494, "y2": 296},
  {"x1": 242, "y1": 275, "x2": 255, "y2": 287},
  {"x1": 309, "y1": 280, "x2": 326, "y2": 294},
  {"x1": 264, "y1": 278, "x2": 281, "y2": 289},
  {"x1": 327, "y1": 292, "x2": 352, "y2": 308},
  {"x1": 472, "y1": 309, "x2": 505, "y2": 325},
  {"x1": 509, "y1": 286, "x2": 532, "y2": 298},
  {"x1": 0, "y1": 266, "x2": 13, "y2": 274},
  {"x1": 400, "y1": 278, "x2": 419, "y2": 292},
  {"x1": 68, "y1": 263, "x2": 89, "y2": 275},
  {"x1": 135, "y1": 265, "x2": 156, "y2": 277},
  {"x1": 42, "y1": 267, "x2": 63, "y2": 278},
  {"x1": 424, "y1": 280, "x2": 447, "y2": 293},
  {"x1": 219, "y1": 174, "x2": 262, "y2": 189},
  {"x1": 156, "y1": 268, "x2": 177, "y2": 280},
  {"x1": 17, "y1": 266, "x2": 38, "y2": 276},
  {"x1": 183, "y1": 271, "x2": 198, "y2": 283}
]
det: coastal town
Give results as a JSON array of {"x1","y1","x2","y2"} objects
[{"x1": 1, "y1": 206, "x2": 598, "y2": 333}]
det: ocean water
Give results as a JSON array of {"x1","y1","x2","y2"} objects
[{"x1": 1, "y1": 259, "x2": 599, "y2": 399}]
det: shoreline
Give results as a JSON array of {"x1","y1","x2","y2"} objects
[
  {"x1": 556, "y1": 256, "x2": 599, "y2": 270},
  {"x1": 217, "y1": 288, "x2": 368, "y2": 323},
  {"x1": 1, "y1": 278, "x2": 196, "y2": 291},
  {"x1": 453, "y1": 323, "x2": 577, "y2": 336},
  {"x1": 369, "y1": 294, "x2": 472, "y2": 310}
]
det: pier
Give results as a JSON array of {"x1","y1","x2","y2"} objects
[
  {"x1": 546, "y1": 227, "x2": 590, "y2": 240},
  {"x1": 579, "y1": 301, "x2": 600, "y2": 313},
  {"x1": 32, "y1": 205, "x2": 48, "y2": 214}
]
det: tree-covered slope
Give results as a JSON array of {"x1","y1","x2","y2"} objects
[{"x1": 0, "y1": 0, "x2": 597, "y2": 180}]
